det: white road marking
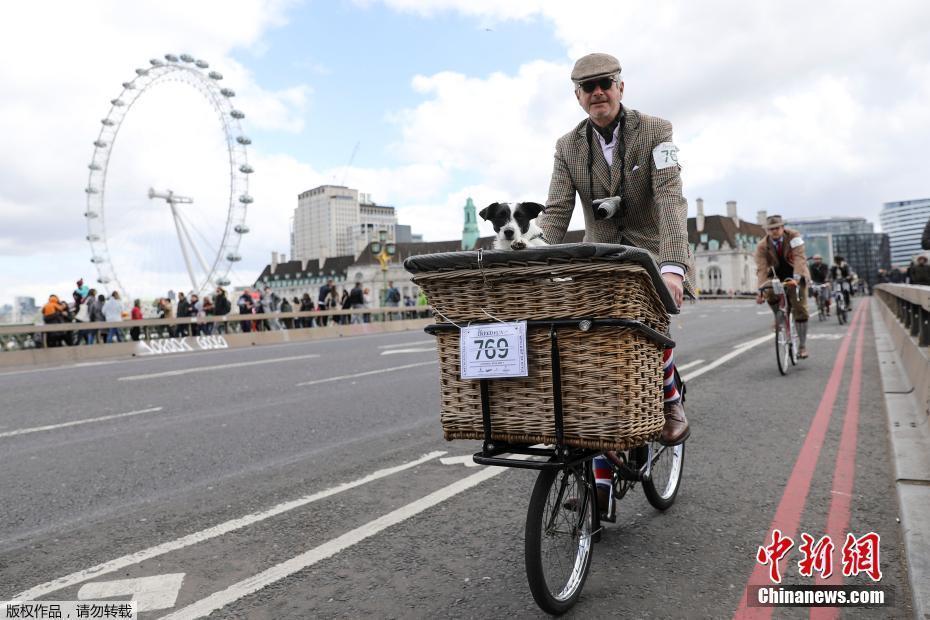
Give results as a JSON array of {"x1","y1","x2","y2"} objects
[
  {"x1": 77, "y1": 573, "x2": 185, "y2": 612},
  {"x1": 675, "y1": 359, "x2": 705, "y2": 372},
  {"x1": 10, "y1": 451, "x2": 447, "y2": 601},
  {"x1": 439, "y1": 455, "x2": 480, "y2": 468},
  {"x1": 682, "y1": 333, "x2": 772, "y2": 382},
  {"x1": 118, "y1": 354, "x2": 320, "y2": 381},
  {"x1": 0, "y1": 407, "x2": 164, "y2": 439},
  {"x1": 756, "y1": 311, "x2": 770, "y2": 315},
  {"x1": 380, "y1": 347, "x2": 436, "y2": 355},
  {"x1": 159, "y1": 465, "x2": 505, "y2": 620},
  {"x1": 295, "y1": 361, "x2": 435, "y2": 387},
  {"x1": 378, "y1": 340, "x2": 435, "y2": 349},
  {"x1": 808, "y1": 333, "x2": 844, "y2": 340}
]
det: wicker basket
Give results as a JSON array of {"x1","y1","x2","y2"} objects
[{"x1": 413, "y1": 258, "x2": 670, "y2": 451}]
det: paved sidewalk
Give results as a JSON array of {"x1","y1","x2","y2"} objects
[{"x1": 871, "y1": 298, "x2": 930, "y2": 619}]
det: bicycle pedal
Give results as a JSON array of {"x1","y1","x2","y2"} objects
[{"x1": 599, "y1": 511, "x2": 616, "y2": 523}]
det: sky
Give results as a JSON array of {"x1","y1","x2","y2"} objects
[{"x1": 2, "y1": 0, "x2": 930, "y2": 306}]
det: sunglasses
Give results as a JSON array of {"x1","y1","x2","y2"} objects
[{"x1": 578, "y1": 76, "x2": 617, "y2": 93}]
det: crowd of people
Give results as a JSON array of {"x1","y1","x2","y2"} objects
[{"x1": 38, "y1": 278, "x2": 431, "y2": 347}]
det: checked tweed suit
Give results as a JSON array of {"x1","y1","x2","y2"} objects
[{"x1": 538, "y1": 107, "x2": 694, "y2": 291}]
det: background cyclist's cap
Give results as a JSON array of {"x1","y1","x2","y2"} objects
[
  {"x1": 571, "y1": 53, "x2": 621, "y2": 82},
  {"x1": 813, "y1": 254, "x2": 823, "y2": 259},
  {"x1": 765, "y1": 215, "x2": 785, "y2": 229}
]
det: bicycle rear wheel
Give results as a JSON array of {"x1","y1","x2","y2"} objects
[
  {"x1": 641, "y1": 442, "x2": 685, "y2": 510},
  {"x1": 775, "y1": 310, "x2": 788, "y2": 375},
  {"x1": 525, "y1": 465, "x2": 594, "y2": 615}
]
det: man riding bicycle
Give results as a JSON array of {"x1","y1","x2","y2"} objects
[
  {"x1": 754, "y1": 215, "x2": 810, "y2": 359},
  {"x1": 809, "y1": 254, "x2": 831, "y2": 316},
  {"x1": 536, "y1": 52, "x2": 692, "y2": 451},
  {"x1": 830, "y1": 256, "x2": 853, "y2": 309}
]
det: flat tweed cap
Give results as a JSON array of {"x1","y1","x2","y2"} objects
[
  {"x1": 571, "y1": 53, "x2": 621, "y2": 82},
  {"x1": 765, "y1": 215, "x2": 786, "y2": 229}
]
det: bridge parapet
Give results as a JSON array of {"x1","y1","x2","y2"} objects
[{"x1": 875, "y1": 284, "x2": 930, "y2": 419}]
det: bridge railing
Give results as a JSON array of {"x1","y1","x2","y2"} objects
[
  {"x1": 0, "y1": 307, "x2": 432, "y2": 352},
  {"x1": 875, "y1": 284, "x2": 930, "y2": 347},
  {"x1": 874, "y1": 283, "x2": 930, "y2": 420}
]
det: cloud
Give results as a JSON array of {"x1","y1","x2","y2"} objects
[{"x1": 368, "y1": 0, "x2": 930, "y2": 226}]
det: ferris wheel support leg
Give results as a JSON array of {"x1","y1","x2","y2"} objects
[
  {"x1": 176, "y1": 211, "x2": 213, "y2": 289},
  {"x1": 170, "y1": 203, "x2": 199, "y2": 293}
]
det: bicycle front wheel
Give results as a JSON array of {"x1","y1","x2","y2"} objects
[
  {"x1": 642, "y1": 442, "x2": 685, "y2": 510},
  {"x1": 788, "y1": 313, "x2": 799, "y2": 366},
  {"x1": 525, "y1": 466, "x2": 594, "y2": 615},
  {"x1": 775, "y1": 310, "x2": 788, "y2": 375}
]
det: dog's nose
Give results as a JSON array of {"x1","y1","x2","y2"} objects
[{"x1": 504, "y1": 229, "x2": 514, "y2": 239}]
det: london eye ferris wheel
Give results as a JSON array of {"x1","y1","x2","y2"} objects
[{"x1": 84, "y1": 53, "x2": 253, "y2": 301}]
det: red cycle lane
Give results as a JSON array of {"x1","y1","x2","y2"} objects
[
  {"x1": 733, "y1": 301, "x2": 867, "y2": 619},
  {"x1": 809, "y1": 304, "x2": 869, "y2": 620}
]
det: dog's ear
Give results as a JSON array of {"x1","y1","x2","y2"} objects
[
  {"x1": 519, "y1": 202, "x2": 546, "y2": 219},
  {"x1": 479, "y1": 202, "x2": 502, "y2": 221}
]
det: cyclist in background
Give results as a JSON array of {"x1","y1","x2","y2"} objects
[
  {"x1": 754, "y1": 215, "x2": 811, "y2": 359},
  {"x1": 809, "y1": 254, "x2": 831, "y2": 316},
  {"x1": 830, "y1": 256, "x2": 853, "y2": 309}
]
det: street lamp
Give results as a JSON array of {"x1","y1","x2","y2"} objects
[{"x1": 369, "y1": 229, "x2": 396, "y2": 308}]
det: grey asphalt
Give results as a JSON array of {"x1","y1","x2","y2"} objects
[{"x1": 0, "y1": 299, "x2": 913, "y2": 618}]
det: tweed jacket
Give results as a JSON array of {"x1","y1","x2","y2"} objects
[
  {"x1": 754, "y1": 227, "x2": 811, "y2": 289},
  {"x1": 538, "y1": 107, "x2": 694, "y2": 291}
]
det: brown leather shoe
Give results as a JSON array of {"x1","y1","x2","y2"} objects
[
  {"x1": 798, "y1": 346, "x2": 809, "y2": 359},
  {"x1": 659, "y1": 400, "x2": 690, "y2": 446}
]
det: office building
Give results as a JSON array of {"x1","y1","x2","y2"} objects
[
  {"x1": 292, "y1": 185, "x2": 360, "y2": 262},
  {"x1": 880, "y1": 198, "x2": 930, "y2": 266},
  {"x1": 784, "y1": 216, "x2": 873, "y2": 236}
]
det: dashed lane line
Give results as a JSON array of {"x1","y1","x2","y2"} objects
[
  {"x1": 377, "y1": 339, "x2": 435, "y2": 349},
  {"x1": 675, "y1": 359, "x2": 705, "y2": 372},
  {"x1": 118, "y1": 354, "x2": 320, "y2": 381},
  {"x1": 295, "y1": 361, "x2": 436, "y2": 387},
  {"x1": 0, "y1": 407, "x2": 164, "y2": 439},
  {"x1": 160, "y1": 465, "x2": 506, "y2": 619},
  {"x1": 682, "y1": 333, "x2": 773, "y2": 383},
  {"x1": 10, "y1": 451, "x2": 447, "y2": 601}
]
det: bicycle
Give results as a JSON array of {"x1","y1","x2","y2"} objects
[
  {"x1": 833, "y1": 280, "x2": 849, "y2": 325},
  {"x1": 761, "y1": 277, "x2": 799, "y2": 375},
  {"x1": 410, "y1": 243, "x2": 686, "y2": 615},
  {"x1": 809, "y1": 283, "x2": 829, "y2": 321},
  {"x1": 424, "y1": 318, "x2": 685, "y2": 615}
]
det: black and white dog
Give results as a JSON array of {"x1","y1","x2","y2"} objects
[{"x1": 479, "y1": 202, "x2": 548, "y2": 250}]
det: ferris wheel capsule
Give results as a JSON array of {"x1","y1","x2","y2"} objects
[
  {"x1": 220, "y1": 88, "x2": 235, "y2": 97},
  {"x1": 195, "y1": 59, "x2": 209, "y2": 69},
  {"x1": 230, "y1": 109, "x2": 245, "y2": 119},
  {"x1": 164, "y1": 54, "x2": 179, "y2": 62},
  {"x1": 236, "y1": 136, "x2": 251, "y2": 145},
  {"x1": 180, "y1": 54, "x2": 195, "y2": 63}
]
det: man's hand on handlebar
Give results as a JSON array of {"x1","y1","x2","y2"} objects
[
  {"x1": 756, "y1": 288, "x2": 765, "y2": 304},
  {"x1": 663, "y1": 272, "x2": 684, "y2": 308}
]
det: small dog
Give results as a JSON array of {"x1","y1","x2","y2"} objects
[{"x1": 479, "y1": 202, "x2": 549, "y2": 250}]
